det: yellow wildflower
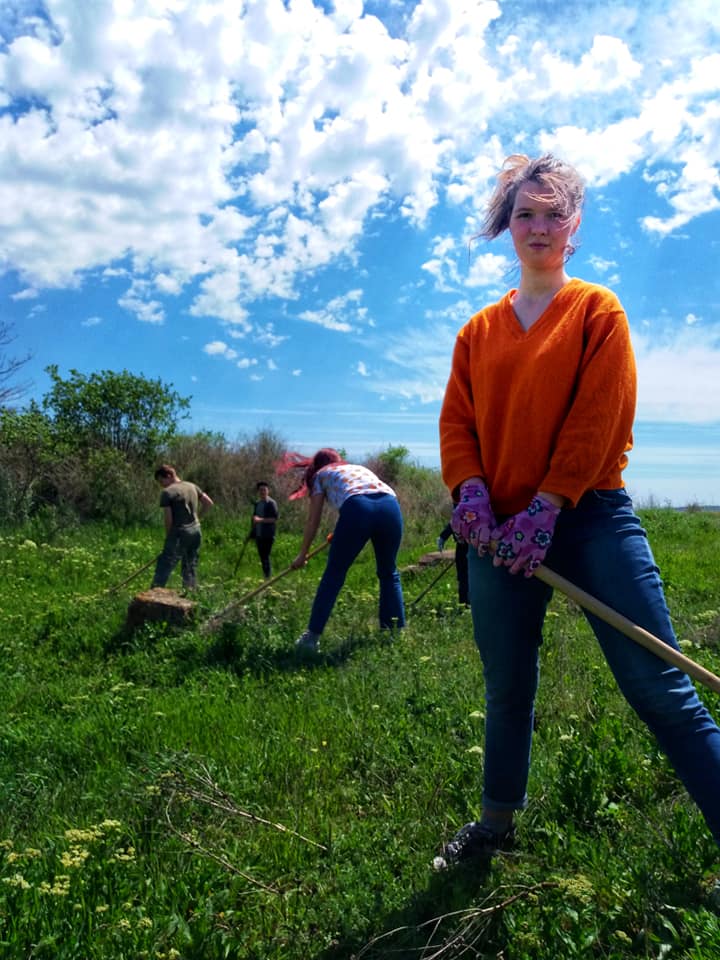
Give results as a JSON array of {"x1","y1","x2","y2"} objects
[
  {"x1": 112, "y1": 846, "x2": 136, "y2": 862},
  {"x1": 61, "y1": 848, "x2": 90, "y2": 869},
  {"x1": 39, "y1": 876, "x2": 71, "y2": 896},
  {"x1": 2, "y1": 873, "x2": 31, "y2": 890},
  {"x1": 555, "y1": 874, "x2": 595, "y2": 904},
  {"x1": 64, "y1": 828, "x2": 102, "y2": 843}
]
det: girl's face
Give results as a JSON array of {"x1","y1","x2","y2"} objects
[{"x1": 508, "y1": 181, "x2": 579, "y2": 272}]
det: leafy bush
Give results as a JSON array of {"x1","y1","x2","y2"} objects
[
  {"x1": 364, "y1": 444, "x2": 450, "y2": 539},
  {"x1": 163, "y1": 427, "x2": 288, "y2": 517}
]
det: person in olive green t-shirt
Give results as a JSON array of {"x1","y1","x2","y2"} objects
[{"x1": 151, "y1": 464, "x2": 213, "y2": 590}]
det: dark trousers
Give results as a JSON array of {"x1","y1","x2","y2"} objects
[
  {"x1": 455, "y1": 541, "x2": 469, "y2": 605},
  {"x1": 255, "y1": 537, "x2": 274, "y2": 578},
  {"x1": 152, "y1": 524, "x2": 201, "y2": 589}
]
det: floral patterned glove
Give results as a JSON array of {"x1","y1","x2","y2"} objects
[
  {"x1": 491, "y1": 495, "x2": 561, "y2": 577},
  {"x1": 451, "y1": 480, "x2": 496, "y2": 557}
]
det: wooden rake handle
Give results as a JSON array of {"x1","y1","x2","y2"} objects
[
  {"x1": 233, "y1": 534, "x2": 332, "y2": 606},
  {"x1": 408, "y1": 558, "x2": 455, "y2": 609},
  {"x1": 106, "y1": 557, "x2": 156, "y2": 594},
  {"x1": 534, "y1": 563, "x2": 720, "y2": 695}
]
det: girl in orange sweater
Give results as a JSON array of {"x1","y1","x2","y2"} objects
[{"x1": 437, "y1": 154, "x2": 720, "y2": 866}]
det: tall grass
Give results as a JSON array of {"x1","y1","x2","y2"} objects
[{"x1": 1, "y1": 510, "x2": 719, "y2": 958}]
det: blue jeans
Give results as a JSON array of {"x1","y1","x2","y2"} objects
[
  {"x1": 152, "y1": 524, "x2": 202, "y2": 589},
  {"x1": 308, "y1": 493, "x2": 405, "y2": 635},
  {"x1": 468, "y1": 488, "x2": 720, "y2": 843}
]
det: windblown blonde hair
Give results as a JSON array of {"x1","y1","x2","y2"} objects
[{"x1": 481, "y1": 154, "x2": 585, "y2": 255}]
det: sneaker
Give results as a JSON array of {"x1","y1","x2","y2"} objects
[
  {"x1": 433, "y1": 821, "x2": 514, "y2": 870},
  {"x1": 706, "y1": 877, "x2": 720, "y2": 912},
  {"x1": 295, "y1": 630, "x2": 320, "y2": 654}
]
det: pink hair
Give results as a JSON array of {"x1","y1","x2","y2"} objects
[{"x1": 276, "y1": 448, "x2": 345, "y2": 499}]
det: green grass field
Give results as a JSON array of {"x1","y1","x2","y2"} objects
[{"x1": 1, "y1": 509, "x2": 720, "y2": 959}]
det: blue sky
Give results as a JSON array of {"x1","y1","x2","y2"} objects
[{"x1": 2, "y1": 0, "x2": 719, "y2": 506}]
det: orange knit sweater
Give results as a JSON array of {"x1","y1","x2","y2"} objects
[{"x1": 439, "y1": 279, "x2": 637, "y2": 515}]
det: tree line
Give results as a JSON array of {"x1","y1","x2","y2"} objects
[{"x1": 0, "y1": 366, "x2": 448, "y2": 533}]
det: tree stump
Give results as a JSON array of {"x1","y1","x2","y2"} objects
[
  {"x1": 126, "y1": 587, "x2": 197, "y2": 630},
  {"x1": 417, "y1": 549, "x2": 454, "y2": 565},
  {"x1": 402, "y1": 549, "x2": 454, "y2": 574}
]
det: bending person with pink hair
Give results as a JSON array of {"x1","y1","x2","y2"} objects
[{"x1": 280, "y1": 448, "x2": 405, "y2": 653}]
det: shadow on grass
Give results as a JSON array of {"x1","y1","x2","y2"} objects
[
  {"x1": 102, "y1": 598, "x2": 444, "y2": 686},
  {"x1": 311, "y1": 860, "x2": 498, "y2": 960},
  {"x1": 100, "y1": 616, "x2": 394, "y2": 688},
  {"x1": 202, "y1": 623, "x2": 399, "y2": 677}
]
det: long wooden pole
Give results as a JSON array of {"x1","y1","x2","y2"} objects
[
  {"x1": 232, "y1": 533, "x2": 253, "y2": 577},
  {"x1": 106, "y1": 557, "x2": 156, "y2": 594},
  {"x1": 202, "y1": 535, "x2": 333, "y2": 634},
  {"x1": 408, "y1": 558, "x2": 455, "y2": 609},
  {"x1": 233, "y1": 535, "x2": 332, "y2": 605},
  {"x1": 534, "y1": 563, "x2": 720, "y2": 695}
]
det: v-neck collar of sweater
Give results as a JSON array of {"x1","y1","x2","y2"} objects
[{"x1": 503, "y1": 277, "x2": 580, "y2": 336}]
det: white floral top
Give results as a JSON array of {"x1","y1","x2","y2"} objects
[{"x1": 311, "y1": 463, "x2": 395, "y2": 510}]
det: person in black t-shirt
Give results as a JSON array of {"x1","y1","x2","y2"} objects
[
  {"x1": 252, "y1": 481, "x2": 278, "y2": 578},
  {"x1": 437, "y1": 521, "x2": 469, "y2": 606}
]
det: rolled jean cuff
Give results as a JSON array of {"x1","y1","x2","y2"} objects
[{"x1": 482, "y1": 792, "x2": 528, "y2": 813}]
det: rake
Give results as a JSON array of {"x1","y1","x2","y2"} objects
[
  {"x1": 233, "y1": 535, "x2": 332, "y2": 605},
  {"x1": 203, "y1": 534, "x2": 332, "y2": 632},
  {"x1": 105, "y1": 557, "x2": 156, "y2": 594},
  {"x1": 408, "y1": 558, "x2": 456, "y2": 610},
  {"x1": 534, "y1": 562, "x2": 720, "y2": 695}
]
